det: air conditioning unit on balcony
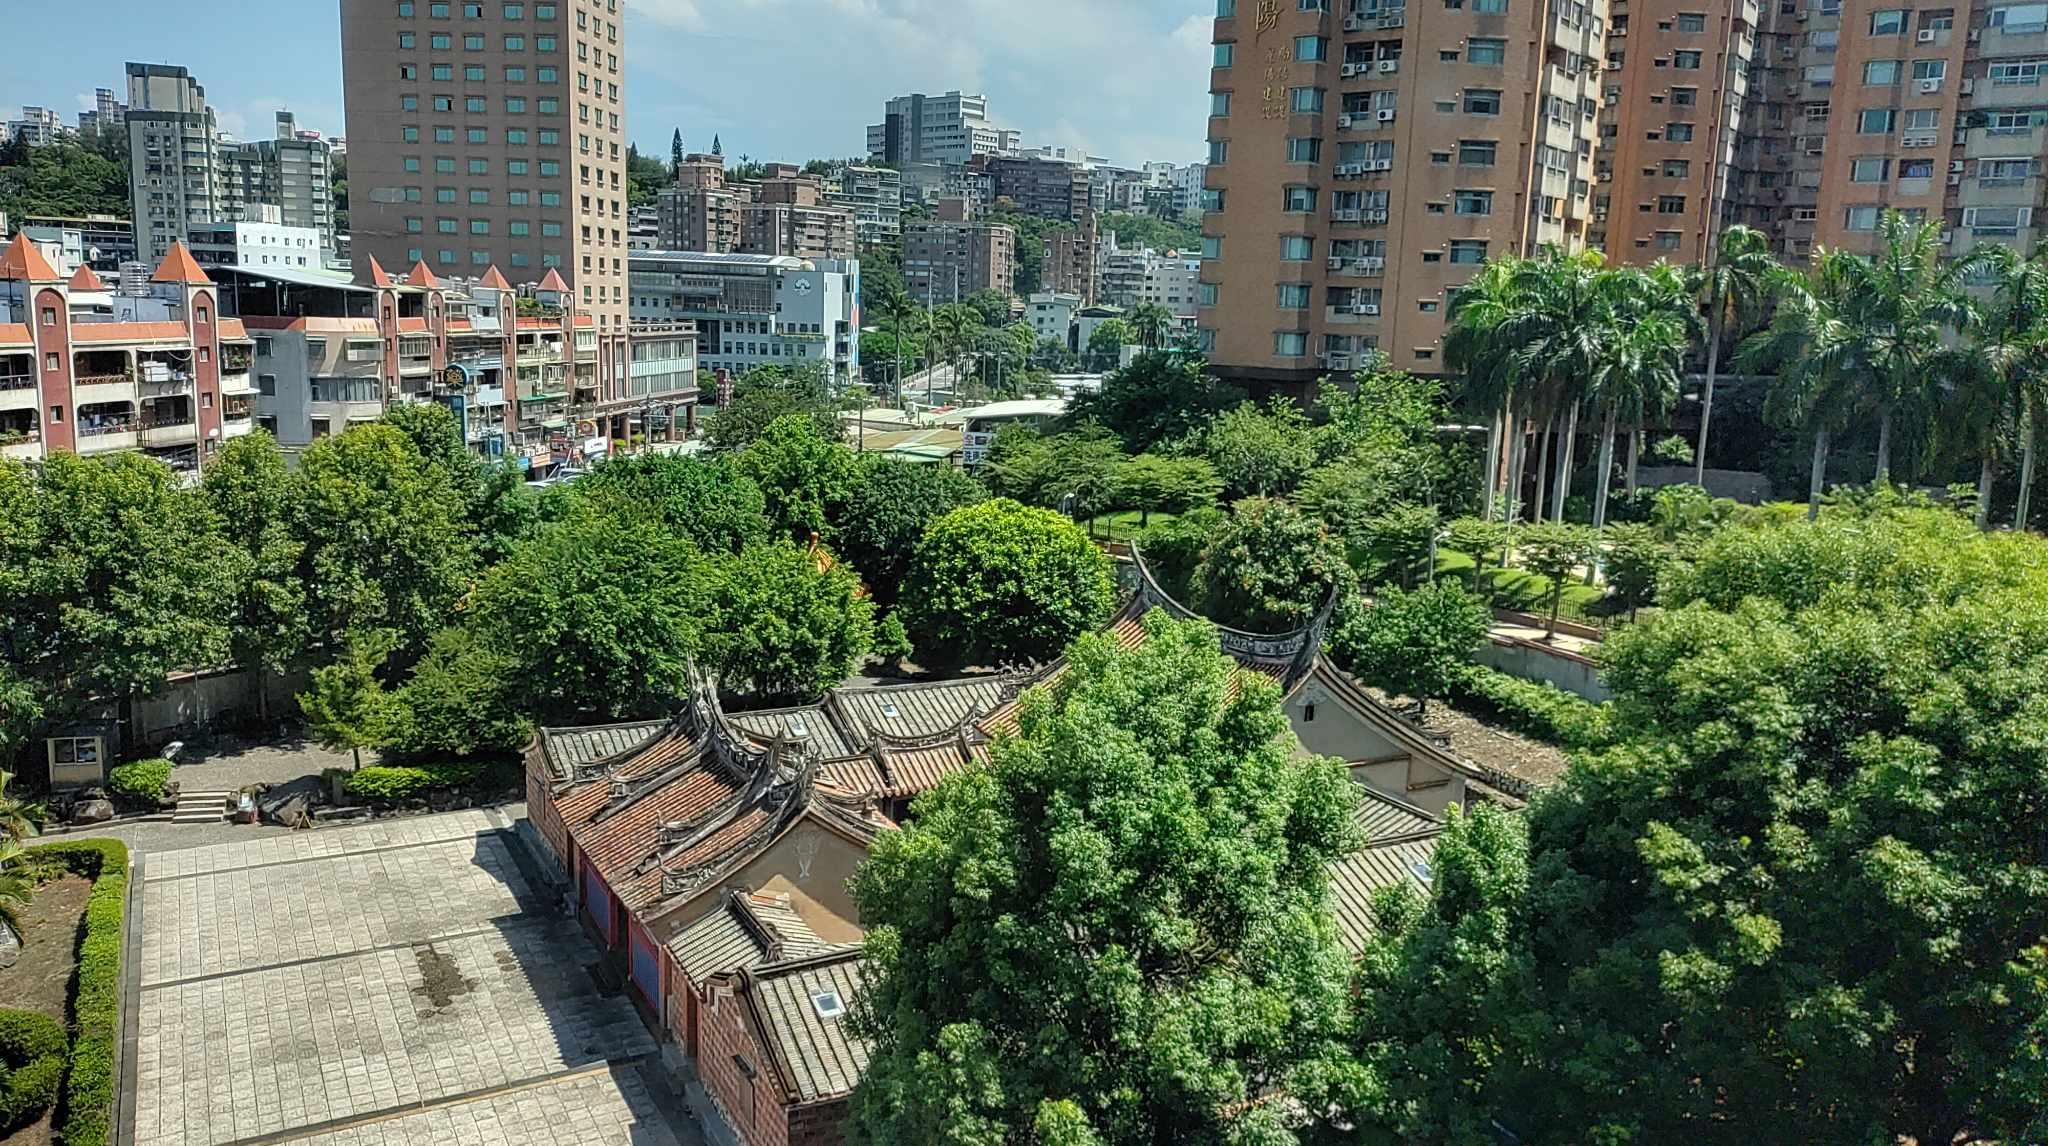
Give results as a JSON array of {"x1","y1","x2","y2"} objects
[
  {"x1": 1344, "y1": 15, "x2": 1367, "y2": 30},
  {"x1": 1328, "y1": 256, "x2": 1346, "y2": 269},
  {"x1": 1380, "y1": 12, "x2": 1406, "y2": 27},
  {"x1": 1961, "y1": 78, "x2": 1976, "y2": 94},
  {"x1": 1941, "y1": 229, "x2": 1956, "y2": 244},
  {"x1": 1338, "y1": 113, "x2": 1355, "y2": 128},
  {"x1": 1370, "y1": 157, "x2": 1394, "y2": 170},
  {"x1": 1918, "y1": 78, "x2": 1942, "y2": 93},
  {"x1": 1948, "y1": 172, "x2": 1964, "y2": 185},
  {"x1": 1379, "y1": 59, "x2": 1400, "y2": 72},
  {"x1": 1360, "y1": 303, "x2": 1382, "y2": 315},
  {"x1": 1918, "y1": 27, "x2": 1938, "y2": 41},
  {"x1": 1363, "y1": 209, "x2": 1391, "y2": 222},
  {"x1": 1341, "y1": 63, "x2": 1361, "y2": 77},
  {"x1": 1378, "y1": 108, "x2": 1397, "y2": 121},
  {"x1": 1337, "y1": 162, "x2": 1366, "y2": 176},
  {"x1": 1902, "y1": 132, "x2": 1936, "y2": 147},
  {"x1": 1358, "y1": 256, "x2": 1386, "y2": 271},
  {"x1": 1333, "y1": 208, "x2": 1363, "y2": 221},
  {"x1": 1951, "y1": 159, "x2": 1966, "y2": 172},
  {"x1": 1325, "y1": 352, "x2": 1354, "y2": 369}
]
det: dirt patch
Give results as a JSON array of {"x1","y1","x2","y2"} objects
[
  {"x1": 410, "y1": 944, "x2": 476, "y2": 1014},
  {"x1": 1, "y1": 873, "x2": 90, "y2": 1146}
]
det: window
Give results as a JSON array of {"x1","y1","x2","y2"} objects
[
  {"x1": 433, "y1": 95, "x2": 454, "y2": 111},
  {"x1": 1199, "y1": 282, "x2": 1220, "y2": 307},
  {"x1": 470, "y1": 220, "x2": 490, "y2": 235},
  {"x1": 1858, "y1": 108, "x2": 1897, "y2": 133},
  {"x1": 405, "y1": 216, "x2": 424, "y2": 233},
  {"x1": 1870, "y1": 8, "x2": 1906, "y2": 33},
  {"x1": 463, "y1": 2, "x2": 483, "y2": 15},
  {"x1": 1899, "y1": 158, "x2": 1936, "y2": 179},
  {"x1": 1449, "y1": 239, "x2": 1489, "y2": 263},
  {"x1": 1212, "y1": 91, "x2": 1232, "y2": 116},
  {"x1": 1468, "y1": 38, "x2": 1507, "y2": 65},
  {"x1": 538, "y1": 129, "x2": 559, "y2": 144},
  {"x1": 538, "y1": 96, "x2": 560, "y2": 113},
  {"x1": 1463, "y1": 89, "x2": 1502, "y2": 115},
  {"x1": 509, "y1": 220, "x2": 531, "y2": 236},
  {"x1": 541, "y1": 221, "x2": 563, "y2": 236},
  {"x1": 1911, "y1": 59, "x2": 1947, "y2": 81},
  {"x1": 1980, "y1": 156, "x2": 2037, "y2": 182},
  {"x1": 464, "y1": 64, "x2": 485, "y2": 80},
  {"x1": 1677, "y1": 11, "x2": 1706, "y2": 29},
  {"x1": 539, "y1": 159, "x2": 560, "y2": 175},
  {"x1": 1662, "y1": 158, "x2": 1691, "y2": 177},
  {"x1": 1215, "y1": 42, "x2": 1236, "y2": 67},
  {"x1": 1284, "y1": 185, "x2": 1317, "y2": 211},
  {"x1": 1278, "y1": 283, "x2": 1312, "y2": 308},
  {"x1": 1966, "y1": 205, "x2": 2033, "y2": 234},
  {"x1": 431, "y1": 32, "x2": 451, "y2": 48},
  {"x1": 1988, "y1": 59, "x2": 2048, "y2": 86},
  {"x1": 1904, "y1": 107, "x2": 1941, "y2": 130},
  {"x1": 437, "y1": 218, "x2": 458, "y2": 233},
  {"x1": 466, "y1": 127, "x2": 487, "y2": 143},
  {"x1": 430, "y1": 1, "x2": 448, "y2": 13},
  {"x1": 463, "y1": 33, "x2": 484, "y2": 49},
  {"x1": 1864, "y1": 58, "x2": 1902, "y2": 84},
  {"x1": 535, "y1": 1, "x2": 555, "y2": 14},
  {"x1": 1286, "y1": 137, "x2": 1321, "y2": 162},
  {"x1": 433, "y1": 126, "x2": 455, "y2": 142},
  {"x1": 1280, "y1": 235, "x2": 1314, "y2": 260},
  {"x1": 469, "y1": 189, "x2": 491, "y2": 204},
  {"x1": 431, "y1": 64, "x2": 453, "y2": 80},
  {"x1": 1218, "y1": 0, "x2": 1236, "y2": 12},
  {"x1": 400, "y1": 31, "x2": 416, "y2": 47},
  {"x1": 536, "y1": 34, "x2": 556, "y2": 50},
  {"x1": 402, "y1": 94, "x2": 419, "y2": 110},
  {"x1": 1274, "y1": 331, "x2": 1309, "y2": 357},
  {"x1": 540, "y1": 191, "x2": 562, "y2": 206},
  {"x1": 1990, "y1": 3, "x2": 2048, "y2": 31},
  {"x1": 404, "y1": 156, "x2": 423, "y2": 172},
  {"x1": 1850, "y1": 156, "x2": 1891, "y2": 181},
  {"x1": 1454, "y1": 189, "x2": 1494, "y2": 214},
  {"x1": 436, "y1": 187, "x2": 457, "y2": 202},
  {"x1": 1674, "y1": 49, "x2": 1703, "y2": 68},
  {"x1": 1458, "y1": 139, "x2": 1498, "y2": 166},
  {"x1": 1657, "y1": 194, "x2": 1687, "y2": 213},
  {"x1": 1289, "y1": 86, "x2": 1324, "y2": 113},
  {"x1": 506, "y1": 65, "x2": 526, "y2": 81},
  {"x1": 403, "y1": 125, "x2": 421, "y2": 142},
  {"x1": 1667, "y1": 122, "x2": 1696, "y2": 141},
  {"x1": 507, "y1": 128, "x2": 528, "y2": 144},
  {"x1": 399, "y1": 0, "x2": 414, "y2": 12},
  {"x1": 1294, "y1": 35, "x2": 1328, "y2": 61},
  {"x1": 504, "y1": 2, "x2": 523, "y2": 14},
  {"x1": 1672, "y1": 87, "x2": 1698, "y2": 106}
]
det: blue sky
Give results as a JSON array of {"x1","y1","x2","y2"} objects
[{"x1": 1, "y1": 0, "x2": 1213, "y2": 169}]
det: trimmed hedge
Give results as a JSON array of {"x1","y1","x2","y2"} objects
[
  {"x1": 106, "y1": 758, "x2": 172, "y2": 805},
  {"x1": 1445, "y1": 664, "x2": 1612, "y2": 750},
  {"x1": 22, "y1": 838, "x2": 128, "y2": 1146},
  {"x1": 0, "y1": 1008, "x2": 67, "y2": 1133},
  {"x1": 343, "y1": 761, "x2": 484, "y2": 804}
]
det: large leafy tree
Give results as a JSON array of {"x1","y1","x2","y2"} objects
[
  {"x1": 834, "y1": 458, "x2": 987, "y2": 600},
  {"x1": 902, "y1": 499, "x2": 1116, "y2": 667},
  {"x1": 701, "y1": 543, "x2": 876, "y2": 704},
  {"x1": 292, "y1": 424, "x2": 475, "y2": 664},
  {"x1": 1332, "y1": 580, "x2": 1491, "y2": 717},
  {"x1": 1513, "y1": 521, "x2": 1595, "y2": 638},
  {"x1": 1203, "y1": 400, "x2": 1318, "y2": 500},
  {"x1": 468, "y1": 508, "x2": 708, "y2": 723},
  {"x1": 849, "y1": 610, "x2": 1365, "y2": 1145},
  {"x1": 707, "y1": 362, "x2": 842, "y2": 448},
  {"x1": 380, "y1": 401, "x2": 535, "y2": 562},
  {"x1": 733, "y1": 413, "x2": 863, "y2": 544},
  {"x1": 986, "y1": 426, "x2": 1125, "y2": 520},
  {"x1": 1953, "y1": 243, "x2": 2048, "y2": 528},
  {"x1": 1114, "y1": 454, "x2": 1221, "y2": 527},
  {"x1": 297, "y1": 630, "x2": 396, "y2": 771},
  {"x1": 388, "y1": 625, "x2": 529, "y2": 758},
  {"x1": 0, "y1": 452, "x2": 234, "y2": 735},
  {"x1": 1063, "y1": 352, "x2": 1241, "y2": 453},
  {"x1": 1191, "y1": 497, "x2": 1349, "y2": 633},
  {"x1": 568, "y1": 451, "x2": 769, "y2": 554},
  {"x1": 202, "y1": 432, "x2": 309, "y2": 685}
]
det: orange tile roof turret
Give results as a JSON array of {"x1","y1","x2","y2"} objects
[
  {"x1": 0, "y1": 234, "x2": 61, "y2": 282},
  {"x1": 150, "y1": 241, "x2": 213, "y2": 285},
  {"x1": 366, "y1": 255, "x2": 397, "y2": 289},
  {"x1": 478, "y1": 265, "x2": 513, "y2": 290},
  {"x1": 405, "y1": 260, "x2": 443, "y2": 289},
  {"x1": 538, "y1": 267, "x2": 570, "y2": 293},
  {"x1": 67, "y1": 264, "x2": 106, "y2": 291}
]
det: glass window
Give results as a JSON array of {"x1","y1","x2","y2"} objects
[
  {"x1": 1199, "y1": 282, "x2": 1220, "y2": 307},
  {"x1": 399, "y1": 1, "x2": 414, "y2": 13},
  {"x1": 1454, "y1": 189, "x2": 1494, "y2": 214},
  {"x1": 469, "y1": 189, "x2": 491, "y2": 203},
  {"x1": 537, "y1": 66, "x2": 558, "y2": 81},
  {"x1": 1657, "y1": 194, "x2": 1687, "y2": 213},
  {"x1": 433, "y1": 95, "x2": 454, "y2": 111},
  {"x1": 1277, "y1": 283, "x2": 1311, "y2": 309},
  {"x1": 404, "y1": 156, "x2": 422, "y2": 172},
  {"x1": 541, "y1": 221, "x2": 563, "y2": 236},
  {"x1": 430, "y1": 1, "x2": 448, "y2": 13},
  {"x1": 431, "y1": 32, "x2": 451, "y2": 48},
  {"x1": 1663, "y1": 158, "x2": 1691, "y2": 176},
  {"x1": 433, "y1": 126, "x2": 454, "y2": 142},
  {"x1": 1858, "y1": 108, "x2": 1897, "y2": 132},
  {"x1": 463, "y1": 33, "x2": 484, "y2": 49},
  {"x1": 403, "y1": 126, "x2": 421, "y2": 142},
  {"x1": 1458, "y1": 139, "x2": 1498, "y2": 165},
  {"x1": 1294, "y1": 35, "x2": 1327, "y2": 61},
  {"x1": 1674, "y1": 49, "x2": 1703, "y2": 68},
  {"x1": 538, "y1": 96, "x2": 560, "y2": 113},
  {"x1": 464, "y1": 64, "x2": 485, "y2": 80},
  {"x1": 437, "y1": 218, "x2": 458, "y2": 233},
  {"x1": 1844, "y1": 205, "x2": 1881, "y2": 230},
  {"x1": 1274, "y1": 331, "x2": 1309, "y2": 357},
  {"x1": 1911, "y1": 59, "x2": 1947, "y2": 79},
  {"x1": 1212, "y1": 91, "x2": 1232, "y2": 116},
  {"x1": 1218, "y1": 0, "x2": 1236, "y2": 12},
  {"x1": 468, "y1": 158, "x2": 488, "y2": 173},
  {"x1": 1215, "y1": 42, "x2": 1236, "y2": 67},
  {"x1": 1904, "y1": 107, "x2": 1941, "y2": 129},
  {"x1": 470, "y1": 220, "x2": 490, "y2": 234},
  {"x1": 1468, "y1": 38, "x2": 1507, "y2": 64},
  {"x1": 508, "y1": 163, "x2": 530, "y2": 179},
  {"x1": 436, "y1": 187, "x2": 457, "y2": 202},
  {"x1": 1209, "y1": 139, "x2": 1230, "y2": 164},
  {"x1": 1473, "y1": 0, "x2": 1508, "y2": 11},
  {"x1": 466, "y1": 96, "x2": 486, "y2": 112},
  {"x1": 400, "y1": 31, "x2": 416, "y2": 47},
  {"x1": 536, "y1": 34, "x2": 557, "y2": 50},
  {"x1": 510, "y1": 220, "x2": 531, "y2": 236},
  {"x1": 1283, "y1": 186, "x2": 1317, "y2": 212},
  {"x1": 1290, "y1": 86, "x2": 1324, "y2": 113},
  {"x1": 506, "y1": 96, "x2": 526, "y2": 113},
  {"x1": 1667, "y1": 122, "x2": 1696, "y2": 141},
  {"x1": 1850, "y1": 156, "x2": 1891, "y2": 181},
  {"x1": 1864, "y1": 58, "x2": 1902, "y2": 84},
  {"x1": 1202, "y1": 236, "x2": 1223, "y2": 259},
  {"x1": 506, "y1": 65, "x2": 526, "y2": 81},
  {"x1": 402, "y1": 94, "x2": 419, "y2": 110},
  {"x1": 507, "y1": 128, "x2": 528, "y2": 144},
  {"x1": 1990, "y1": 3, "x2": 2048, "y2": 30},
  {"x1": 1677, "y1": 11, "x2": 1706, "y2": 29},
  {"x1": 1280, "y1": 235, "x2": 1314, "y2": 260},
  {"x1": 1870, "y1": 8, "x2": 1906, "y2": 33},
  {"x1": 505, "y1": 34, "x2": 525, "y2": 50},
  {"x1": 1899, "y1": 158, "x2": 1936, "y2": 179},
  {"x1": 1287, "y1": 137, "x2": 1322, "y2": 162},
  {"x1": 431, "y1": 64, "x2": 453, "y2": 80},
  {"x1": 1449, "y1": 239, "x2": 1489, "y2": 263},
  {"x1": 504, "y1": 2, "x2": 523, "y2": 15},
  {"x1": 1464, "y1": 89, "x2": 1502, "y2": 114},
  {"x1": 466, "y1": 127, "x2": 487, "y2": 143},
  {"x1": 535, "y1": 1, "x2": 555, "y2": 15}
]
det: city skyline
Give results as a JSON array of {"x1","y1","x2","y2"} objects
[{"x1": 0, "y1": 0, "x2": 1215, "y2": 169}]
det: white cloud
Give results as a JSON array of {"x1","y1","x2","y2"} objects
[{"x1": 625, "y1": 0, "x2": 1211, "y2": 167}]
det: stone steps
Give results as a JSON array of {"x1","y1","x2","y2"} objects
[{"x1": 172, "y1": 790, "x2": 234, "y2": 824}]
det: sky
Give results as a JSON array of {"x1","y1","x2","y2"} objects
[{"x1": 0, "y1": 0, "x2": 1214, "y2": 170}]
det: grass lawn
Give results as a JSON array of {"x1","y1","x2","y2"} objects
[
  {"x1": 1084, "y1": 509, "x2": 1179, "y2": 542},
  {"x1": 1435, "y1": 547, "x2": 1614, "y2": 625}
]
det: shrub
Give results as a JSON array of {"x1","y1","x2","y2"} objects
[
  {"x1": 22, "y1": 838, "x2": 126, "y2": 1146},
  {"x1": 0, "y1": 1008, "x2": 66, "y2": 1133},
  {"x1": 105, "y1": 758, "x2": 172, "y2": 805},
  {"x1": 1445, "y1": 664, "x2": 1610, "y2": 750},
  {"x1": 343, "y1": 762, "x2": 483, "y2": 804}
]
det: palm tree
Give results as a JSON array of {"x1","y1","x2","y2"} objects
[
  {"x1": 1856, "y1": 212, "x2": 1981, "y2": 482},
  {"x1": 1445, "y1": 255, "x2": 1531, "y2": 522},
  {"x1": 1740, "y1": 249, "x2": 1866, "y2": 519},
  {"x1": 1127, "y1": 302, "x2": 1176, "y2": 351},
  {"x1": 1496, "y1": 250, "x2": 1615, "y2": 522},
  {"x1": 1694, "y1": 224, "x2": 1784, "y2": 485},
  {"x1": 929, "y1": 304, "x2": 982, "y2": 401},
  {"x1": 878, "y1": 290, "x2": 920, "y2": 401},
  {"x1": 1953, "y1": 245, "x2": 2048, "y2": 527},
  {"x1": 1590, "y1": 264, "x2": 1693, "y2": 533}
]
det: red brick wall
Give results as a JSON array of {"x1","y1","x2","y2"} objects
[
  {"x1": 696, "y1": 983, "x2": 792, "y2": 1146},
  {"x1": 523, "y1": 741, "x2": 569, "y2": 868},
  {"x1": 786, "y1": 1099, "x2": 850, "y2": 1146},
  {"x1": 189, "y1": 288, "x2": 222, "y2": 453},
  {"x1": 34, "y1": 287, "x2": 74, "y2": 453}
]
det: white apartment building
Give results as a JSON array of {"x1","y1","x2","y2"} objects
[
  {"x1": 826, "y1": 165, "x2": 905, "y2": 248},
  {"x1": 1026, "y1": 291, "x2": 1082, "y2": 345},
  {"x1": 7, "y1": 106, "x2": 68, "y2": 146},
  {"x1": 867, "y1": 91, "x2": 1019, "y2": 166},
  {"x1": 186, "y1": 214, "x2": 327, "y2": 271},
  {"x1": 1096, "y1": 234, "x2": 1203, "y2": 317},
  {"x1": 629, "y1": 251, "x2": 861, "y2": 385}
]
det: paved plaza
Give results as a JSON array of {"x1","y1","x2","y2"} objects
[{"x1": 126, "y1": 809, "x2": 694, "y2": 1146}]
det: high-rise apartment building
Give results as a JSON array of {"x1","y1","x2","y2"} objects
[
  {"x1": 125, "y1": 64, "x2": 235, "y2": 264},
  {"x1": 826, "y1": 165, "x2": 904, "y2": 248},
  {"x1": 904, "y1": 213, "x2": 1017, "y2": 299},
  {"x1": 1041, "y1": 217, "x2": 1098, "y2": 302},
  {"x1": 867, "y1": 91, "x2": 1019, "y2": 166},
  {"x1": 981, "y1": 155, "x2": 1093, "y2": 221},
  {"x1": 651, "y1": 157, "x2": 857, "y2": 260},
  {"x1": 1591, "y1": 0, "x2": 1755, "y2": 262},
  {"x1": 228, "y1": 112, "x2": 340, "y2": 263},
  {"x1": 7, "y1": 106, "x2": 68, "y2": 146},
  {"x1": 78, "y1": 88, "x2": 128, "y2": 135},
  {"x1": 339, "y1": 0, "x2": 630, "y2": 407},
  {"x1": 629, "y1": 251, "x2": 859, "y2": 384},
  {"x1": 1198, "y1": 0, "x2": 1609, "y2": 383}
]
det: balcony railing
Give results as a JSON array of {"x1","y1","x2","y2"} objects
[
  {"x1": 77, "y1": 420, "x2": 138, "y2": 437},
  {"x1": 73, "y1": 372, "x2": 134, "y2": 388},
  {"x1": 0, "y1": 374, "x2": 33, "y2": 392}
]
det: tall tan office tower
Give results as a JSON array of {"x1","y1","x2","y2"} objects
[
  {"x1": 1197, "y1": 0, "x2": 1610, "y2": 384},
  {"x1": 340, "y1": 0, "x2": 627, "y2": 398}
]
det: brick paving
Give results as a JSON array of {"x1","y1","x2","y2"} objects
[{"x1": 128, "y1": 809, "x2": 690, "y2": 1146}]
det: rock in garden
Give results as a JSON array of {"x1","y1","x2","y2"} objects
[{"x1": 71, "y1": 798, "x2": 114, "y2": 824}]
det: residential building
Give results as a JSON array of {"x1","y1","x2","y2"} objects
[
  {"x1": 866, "y1": 91, "x2": 1018, "y2": 166},
  {"x1": 627, "y1": 204, "x2": 659, "y2": 249},
  {"x1": 903, "y1": 216, "x2": 1017, "y2": 299},
  {"x1": 1167, "y1": 162, "x2": 1209, "y2": 214},
  {"x1": 1098, "y1": 233, "x2": 1204, "y2": 317},
  {"x1": 20, "y1": 215, "x2": 139, "y2": 271},
  {"x1": 125, "y1": 63, "x2": 235, "y2": 264},
  {"x1": 77, "y1": 88, "x2": 127, "y2": 135},
  {"x1": 1590, "y1": 0, "x2": 1755, "y2": 263},
  {"x1": 226, "y1": 112, "x2": 340, "y2": 262},
  {"x1": 1041, "y1": 216, "x2": 1097, "y2": 302},
  {"x1": 1074, "y1": 304, "x2": 1128, "y2": 357},
  {"x1": 657, "y1": 185, "x2": 746, "y2": 254},
  {"x1": 0, "y1": 235, "x2": 254, "y2": 471},
  {"x1": 339, "y1": 0, "x2": 630, "y2": 418},
  {"x1": 1197, "y1": 0, "x2": 1609, "y2": 382},
  {"x1": 186, "y1": 214, "x2": 329, "y2": 271},
  {"x1": 742, "y1": 168, "x2": 857, "y2": 261},
  {"x1": 7, "y1": 106, "x2": 68, "y2": 146},
  {"x1": 629, "y1": 251, "x2": 860, "y2": 385},
  {"x1": 825, "y1": 164, "x2": 904, "y2": 247},
  {"x1": 982, "y1": 154, "x2": 1093, "y2": 220},
  {"x1": 1026, "y1": 290, "x2": 1082, "y2": 345}
]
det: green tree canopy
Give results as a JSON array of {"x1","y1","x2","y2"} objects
[
  {"x1": 379, "y1": 402, "x2": 536, "y2": 563},
  {"x1": 292, "y1": 423, "x2": 476, "y2": 664},
  {"x1": 733, "y1": 414, "x2": 863, "y2": 544},
  {"x1": 1097, "y1": 211, "x2": 1203, "y2": 255},
  {"x1": 568, "y1": 452, "x2": 770, "y2": 554},
  {"x1": 0, "y1": 452, "x2": 234, "y2": 735},
  {"x1": 388, "y1": 625, "x2": 529, "y2": 758},
  {"x1": 468, "y1": 507, "x2": 708, "y2": 723},
  {"x1": 201, "y1": 432, "x2": 309, "y2": 679},
  {"x1": 849, "y1": 610, "x2": 1364, "y2": 1145},
  {"x1": 834, "y1": 458, "x2": 988, "y2": 602},
  {"x1": 0, "y1": 138, "x2": 128, "y2": 221},
  {"x1": 1085, "y1": 317, "x2": 1135, "y2": 357},
  {"x1": 297, "y1": 630, "x2": 397, "y2": 771},
  {"x1": 1063, "y1": 352, "x2": 1241, "y2": 453},
  {"x1": 902, "y1": 499, "x2": 1116, "y2": 667},
  {"x1": 701, "y1": 543, "x2": 876, "y2": 704},
  {"x1": 1331, "y1": 580, "x2": 1491, "y2": 716},
  {"x1": 986, "y1": 426, "x2": 1125, "y2": 520},
  {"x1": 1514, "y1": 521, "x2": 1596, "y2": 637},
  {"x1": 707, "y1": 362, "x2": 842, "y2": 449},
  {"x1": 1114, "y1": 453, "x2": 1222, "y2": 527},
  {"x1": 1192, "y1": 497, "x2": 1349, "y2": 633},
  {"x1": 1600, "y1": 521, "x2": 1671, "y2": 619},
  {"x1": 1204, "y1": 401, "x2": 1318, "y2": 500}
]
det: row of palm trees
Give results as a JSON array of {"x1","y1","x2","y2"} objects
[{"x1": 1449, "y1": 211, "x2": 2048, "y2": 527}]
